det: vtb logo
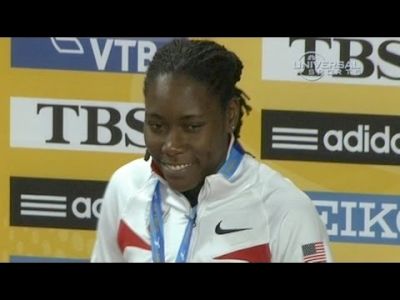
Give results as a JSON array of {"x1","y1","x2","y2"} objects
[{"x1": 11, "y1": 37, "x2": 175, "y2": 73}]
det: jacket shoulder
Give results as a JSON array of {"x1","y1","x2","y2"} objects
[{"x1": 110, "y1": 158, "x2": 152, "y2": 187}]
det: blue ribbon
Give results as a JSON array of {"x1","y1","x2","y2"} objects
[{"x1": 150, "y1": 181, "x2": 197, "y2": 262}]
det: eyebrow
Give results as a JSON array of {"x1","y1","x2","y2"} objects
[
  {"x1": 180, "y1": 114, "x2": 205, "y2": 120},
  {"x1": 145, "y1": 112, "x2": 163, "y2": 119},
  {"x1": 145, "y1": 112, "x2": 205, "y2": 120}
]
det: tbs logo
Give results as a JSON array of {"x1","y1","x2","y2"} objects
[{"x1": 290, "y1": 38, "x2": 400, "y2": 81}]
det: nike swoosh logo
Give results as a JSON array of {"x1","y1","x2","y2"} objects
[{"x1": 215, "y1": 221, "x2": 252, "y2": 235}]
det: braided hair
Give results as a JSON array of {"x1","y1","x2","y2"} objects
[{"x1": 143, "y1": 39, "x2": 251, "y2": 139}]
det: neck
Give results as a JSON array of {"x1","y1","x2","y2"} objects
[{"x1": 182, "y1": 182, "x2": 203, "y2": 207}]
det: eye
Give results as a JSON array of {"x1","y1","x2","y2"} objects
[
  {"x1": 150, "y1": 123, "x2": 162, "y2": 129},
  {"x1": 185, "y1": 123, "x2": 204, "y2": 132},
  {"x1": 147, "y1": 121, "x2": 164, "y2": 133}
]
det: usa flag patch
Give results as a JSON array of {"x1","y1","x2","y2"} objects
[{"x1": 302, "y1": 241, "x2": 327, "y2": 263}]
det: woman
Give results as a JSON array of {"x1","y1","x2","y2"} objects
[{"x1": 91, "y1": 39, "x2": 333, "y2": 262}]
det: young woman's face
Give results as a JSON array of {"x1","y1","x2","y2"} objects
[{"x1": 144, "y1": 74, "x2": 233, "y2": 192}]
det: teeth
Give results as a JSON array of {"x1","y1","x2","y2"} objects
[{"x1": 164, "y1": 163, "x2": 191, "y2": 171}]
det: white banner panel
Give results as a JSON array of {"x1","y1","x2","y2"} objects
[
  {"x1": 10, "y1": 97, "x2": 145, "y2": 153},
  {"x1": 262, "y1": 37, "x2": 400, "y2": 87}
]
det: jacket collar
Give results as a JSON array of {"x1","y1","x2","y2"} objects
[{"x1": 218, "y1": 134, "x2": 245, "y2": 181}]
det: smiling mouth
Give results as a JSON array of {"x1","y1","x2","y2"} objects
[{"x1": 162, "y1": 162, "x2": 192, "y2": 171}]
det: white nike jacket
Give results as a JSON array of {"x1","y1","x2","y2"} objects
[{"x1": 91, "y1": 142, "x2": 333, "y2": 262}]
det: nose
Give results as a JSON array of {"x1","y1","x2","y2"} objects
[{"x1": 161, "y1": 128, "x2": 184, "y2": 156}]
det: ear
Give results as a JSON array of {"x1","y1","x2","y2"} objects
[
  {"x1": 225, "y1": 97, "x2": 240, "y2": 133},
  {"x1": 144, "y1": 149, "x2": 151, "y2": 161}
]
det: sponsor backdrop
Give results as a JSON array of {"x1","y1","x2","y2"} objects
[{"x1": 1, "y1": 37, "x2": 400, "y2": 262}]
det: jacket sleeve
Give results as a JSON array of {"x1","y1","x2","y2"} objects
[
  {"x1": 91, "y1": 175, "x2": 125, "y2": 262},
  {"x1": 269, "y1": 190, "x2": 333, "y2": 263}
]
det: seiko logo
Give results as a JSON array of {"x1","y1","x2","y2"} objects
[{"x1": 309, "y1": 191, "x2": 400, "y2": 245}]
